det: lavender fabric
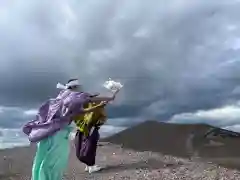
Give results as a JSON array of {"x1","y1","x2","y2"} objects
[{"x1": 23, "y1": 90, "x2": 90, "y2": 143}]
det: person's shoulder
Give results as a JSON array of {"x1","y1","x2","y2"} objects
[
  {"x1": 71, "y1": 92, "x2": 91, "y2": 99},
  {"x1": 58, "y1": 89, "x2": 69, "y2": 96},
  {"x1": 77, "y1": 92, "x2": 91, "y2": 96},
  {"x1": 55, "y1": 90, "x2": 70, "y2": 99},
  {"x1": 71, "y1": 91, "x2": 86, "y2": 95},
  {"x1": 59, "y1": 90, "x2": 66, "y2": 94}
]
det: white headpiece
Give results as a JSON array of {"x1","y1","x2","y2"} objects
[{"x1": 56, "y1": 79, "x2": 80, "y2": 90}]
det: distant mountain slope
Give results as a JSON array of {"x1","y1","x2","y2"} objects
[{"x1": 102, "y1": 121, "x2": 240, "y2": 158}]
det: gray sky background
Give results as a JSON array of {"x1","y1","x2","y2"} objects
[{"x1": 1, "y1": 0, "x2": 240, "y2": 133}]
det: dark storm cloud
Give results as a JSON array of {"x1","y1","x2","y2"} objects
[
  {"x1": 1, "y1": 0, "x2": 240, "y2": 125},
  {"x1": 0, "y1": 107, "x2": 31, "y2": 128}
]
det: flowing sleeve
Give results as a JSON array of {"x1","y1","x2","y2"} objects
[
  {"x1": 22, "y1": 100, "x2": 51, "y2": 135},
  {"x1": 68, "y1": 92, "x2": 91, "y2": 115},
  {"x1": 76, "y1": 92, "x2": 91, "y2": 103}
]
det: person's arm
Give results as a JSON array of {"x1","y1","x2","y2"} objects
[
  {"x1": 90, "y1": 96, "x2": 113, "y2": 102},
  {"x1": 90, "y1": 89, "x2": 119, "y2": 102},
  {"x1": 89, "y1": 93, "x2": 100, "y2": 98},
  {"x1": 82, "y1": 101, "x2": 107, "y2": 113}
]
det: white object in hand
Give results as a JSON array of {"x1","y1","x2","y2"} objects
[{"x1": 103, "y1": 78, "x2": 123, "y2": 92}]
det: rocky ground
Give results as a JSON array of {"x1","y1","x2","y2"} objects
[{"x1": 1, "y1": 142, "x2": 240, "y2": 180}]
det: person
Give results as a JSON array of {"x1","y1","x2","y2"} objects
[
  {"x1": 22, "y1": 79, "x2": 118, "y2": 180},
  {"x1": 73, "y1": 99, "x2": 108, "y2": 173}
]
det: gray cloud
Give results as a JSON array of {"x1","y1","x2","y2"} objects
[
  {"x1": 0, "y1": 107, "x2": 31, "y2": 128},
  {"x1": 1, "y1": 0, "x2": 240, "y2": 129}
]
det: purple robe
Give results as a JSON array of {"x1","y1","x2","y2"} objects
[
  {"x1": 75, "y1": 128, "x2": 100, "y2": 166},
  {"x1": 22, "y1": 90, "x2": 90, "y2": 143}
]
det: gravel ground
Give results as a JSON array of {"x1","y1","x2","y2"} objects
[{"x1": 1, "y1": 142, "x2": 240, "y2": 180}]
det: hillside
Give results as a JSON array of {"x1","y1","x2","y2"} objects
[{"x1": 102, "y1": 121, "x2": 240, "y2": 161}]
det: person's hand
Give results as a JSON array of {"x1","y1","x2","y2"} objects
[
  {"x1": 112, "y1": 89, "x2": 120, "y2": 100},
  {"x1": 114, "y1": 88, "x2": 120, "y2": 94},
  {"x1": 98, "y1": 101, "x2": 107, "y2": 107}
]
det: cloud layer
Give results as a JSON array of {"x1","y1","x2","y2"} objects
[
  {"x1": 170, "y1": 101, "x2": 240, "y2": 131},
  {"x1": 1, "y1": 0, "x2": 240, "y2": 135}
]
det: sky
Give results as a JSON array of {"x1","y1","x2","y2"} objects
[{"x1": 1, "y1": 0, "x2": 240, "y2": 148}]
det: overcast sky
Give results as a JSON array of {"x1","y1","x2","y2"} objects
[{"x1": 1, "y1": 0, "x2": 240, "y2": 136}]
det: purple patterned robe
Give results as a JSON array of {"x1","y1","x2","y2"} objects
[{"x1": 22, "y1": 90, "x2": 90, "y2": 143}]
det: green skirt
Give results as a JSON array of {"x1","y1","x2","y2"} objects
[{"x1": 31, "y1": 125, "x2": 73, "y2": 180}]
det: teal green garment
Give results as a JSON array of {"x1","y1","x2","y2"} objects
[{"x1": 31, "y1": 125, "x2": 73, "y2": 180}]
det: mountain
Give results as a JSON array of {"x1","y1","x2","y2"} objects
[{"x1": 102, "y1": 120, "x2": 240, "y2": 159}]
